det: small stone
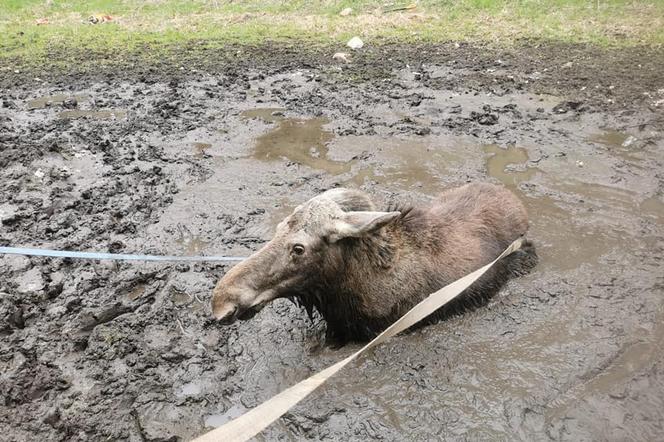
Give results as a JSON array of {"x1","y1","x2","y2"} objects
[
  {"x1": 43, "y1": 407, "x2": 60, "y2": 426},
  {"x1": 621, "y1": 135, "x2": 637, "y2": 147},
  {"x1": 34, "y1": 169, "x2": 45, "y2": 179},
  {"x1": 62, "y1": 97, "x2": 77, "y2": 109},
  {"x1": 2, "y1": 254, "x2": 31, "y2": 272},
  {"x1": 333, "y1": 52, "x2": 350, "y2": 63},
  {"x1": 9, "y1": 307, "x2": 25, "y2": 329},
  {"x1": 339, "y1": 7, "x2": 352, "y2": 16},
  {"x1": 576, "y1": 160, "x2": 584, "y2": 167},
  {"x1": 161, "y1": 352, "x2": 183, "y2": 362},
  {"x1": 175, "y1": 263, "x2": 190, "y2": 272},
  {"x1": 347, "y1": 36, "x2": 364, "y2": 50},
  {"x1": 0, "y1": 203, "x2": 19, "y2": 224},
  {"x1": 552, "y1": 101, "x2": 582, "y2": 114},
  {"x1": 16, "y1": 267, "x2": 45, "y2": 293},
  {"x1": 47, "y1": 304, "x2": 67, "y2": 318}
]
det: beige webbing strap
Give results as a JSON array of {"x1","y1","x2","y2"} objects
[{"x1": 192, "y1": 237, "x2": 524, "y2": 442}]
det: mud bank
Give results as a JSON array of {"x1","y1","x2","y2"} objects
[{"x1": 1, "y1": 43, "x2": 663, "y2": 441}]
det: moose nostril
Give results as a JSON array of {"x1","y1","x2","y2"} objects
[{"x1": 214, "y1": 304, "x2": 238, "y2": 324}]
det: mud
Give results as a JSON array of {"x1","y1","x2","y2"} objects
[{"x1": 1, "y1": 43, "x2": 663, "y2": 441}]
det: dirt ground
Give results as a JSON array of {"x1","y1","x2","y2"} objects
[{"x1": 1, "y1": 43, "x2": 663, "y2": 441}]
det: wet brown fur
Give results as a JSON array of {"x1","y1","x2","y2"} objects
[{"x1": 297, "y1": 184, "x2": 536, "y2": 342}]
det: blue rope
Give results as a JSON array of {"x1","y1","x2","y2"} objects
[{"x1": 0, "y1": 246, "x2": 246, "y2": 262}]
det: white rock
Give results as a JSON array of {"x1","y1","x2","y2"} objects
[
  {"x1": 339, "y1": 7, "x2": 352, "y2": 16},
  {"x1": 16, "y1": 267, "x2": 45, "y2": 293},
  {"x1": 34, "y1": 169, "x2": 45, "y2": 179},
  {"x1": 0, "y1": 203, "x2": 18, "y2": 223},
  {"x1": 622, "y1": 135, "x2": 637, "y2": 147},
  {"x1": 47, "y1": 305, "x2": 67, "y2": 317},
  {"x1": 347, "y1": 36, "x2": 364, "y2": 50},
  {"x1": 3, "y1": 255, "x2": 31, "y2": 272}
]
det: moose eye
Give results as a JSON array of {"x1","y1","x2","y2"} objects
[{"x1": 292, "y1": 244, "x2": 305, "y2": 256}]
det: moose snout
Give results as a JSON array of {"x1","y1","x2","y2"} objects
[
  {"x1": 212, "y1": 301, "x2": 238, "y2": 324},
  {"x1": 211, "y1": 279, "x2": 260, "y2": 324},
  {"x1": 211, "y1": 251, "x2": 277, "y2": 324},
  {"x1": 211, "y1": 283, "x2": 243, "y2": 324}
]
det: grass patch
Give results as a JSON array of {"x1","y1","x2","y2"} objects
[{"x1": 1, "y1": 0, "x2": 662, "y2": 65}]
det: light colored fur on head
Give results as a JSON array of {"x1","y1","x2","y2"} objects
[{"x1": 314, "y1": 188, "x2": 376, "y2": 212}]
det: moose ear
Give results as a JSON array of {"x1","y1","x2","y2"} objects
[{"x1": 329, "y1": 211, "x2": 401, "y2": 242}]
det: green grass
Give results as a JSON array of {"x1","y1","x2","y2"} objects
[{"x1": 1, "y1": 1, "x2": 662, "y2": 64}]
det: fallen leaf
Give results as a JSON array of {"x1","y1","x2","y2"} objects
[{"x1": 385, "y1": 3, "x2": 417, "y2": 13}]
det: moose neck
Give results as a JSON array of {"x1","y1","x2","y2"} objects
[{"x1": 304, "y1": 225, "x2": 412, "y2": 342}]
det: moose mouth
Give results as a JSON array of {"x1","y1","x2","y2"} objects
[{"x1": 237, "y1": 303, "x2": 265, "y2": 321}]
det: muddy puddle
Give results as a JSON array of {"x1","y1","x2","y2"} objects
[
  {"x1": 241, "y1": 108, "x2": 350, "y2": 174},
  {"x1": 204, "y1": 404, "x2": 247, "y2": 428},
  {"x1": 192, "y1": 142, "x2": 212, "y2": 157},
  {"x1": 25, "y1": 93, "x2": 126, "y2": 120},
  {"x1": 588, "y1": 129, "x2": 646, "y2": 165},
  {"x1": 344, "y1": 139, "x2": 465, "y2": 195},
  {"x1": 483, "y1": 144, "x2": 539, "y2": 188},
  {"x1": 545, "y1": 304, "x2": 664, "y2": 423},
  {"x1": 126, "y1": 284, "x2": 146, "y2": 301},
  {"x1": 175, "y1": 225, "x2": 209, "y2": 254},
  {"x1": 27, "y1": 93, "x2": 89, "y2": 110},
  {"x1": 482, "y1": 142, "x2": 663, "y2": 271},
  {"x1": 57, "y1": 109, "x2": 126, "y2": 120},
  {"x1": 2, "y1": 52, "x2": 664, "y2": 442}
]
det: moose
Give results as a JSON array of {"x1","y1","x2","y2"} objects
[{"x1": 211, "y1": 183, "x2": 537, "y2": 342}]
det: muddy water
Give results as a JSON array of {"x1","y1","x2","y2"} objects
[
  {"x1": 58, "y1": 109, "x2": 127, "y2": 120},
  {"x1": 588, "y1": 129, "x2": 645, "y2": 164},
  {"x1": 483, "y1": 144, "x2": 539, "y2": 188},
  {"x1": 204, "y1": 404, "x2": 248, "y2": 428},
  {"x1": 344, "y1": 139, "x2": 464, "y2": 195},
  {"x1": 241, "y1": 108, "x2": 350, "y2": 175},
  {"x1": 126, "y1": 284, "x2": 146, "y2": 301},
  {"x1": 192, "y1": 142, "x2": 212, "y2": 157},
  {"x1": 3, "y1": 58, "x2": 664, "y2": 442},
  {"x1": 482, "y1": 142, "x2": 663, "y2": 271},
  {"x1": 27, "y1": 93, "x2": 89, "y2": 109},
  {"x1": 260, "y1": 136, "x2": 466, "y2": 229},
  {"x1": 175, "y1": 226, "x2": 209, "y2": 255},
  {"x1": 545, "y1": 305, "x2": 664, "y2": 422}
]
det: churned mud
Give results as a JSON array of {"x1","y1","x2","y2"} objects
[{"x1": 1, "y1": 43, "x2": 663, "y2": 441}]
